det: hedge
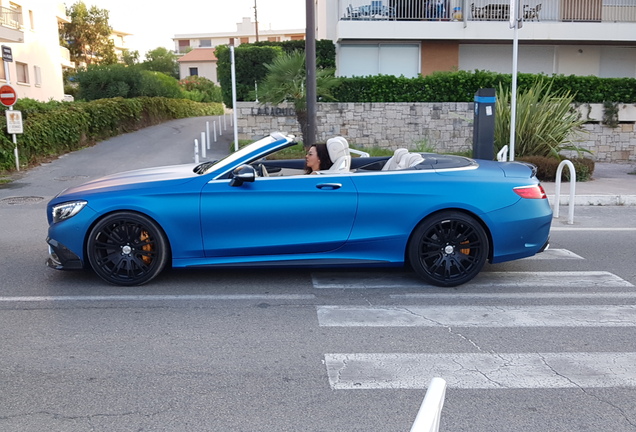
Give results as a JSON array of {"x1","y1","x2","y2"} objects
[
  {"x1": 331, "y1": 71, "x2": 636, "y2": 103},
  {"x1": 0, "y1": 97, "x2": 224, "y2": 172}
]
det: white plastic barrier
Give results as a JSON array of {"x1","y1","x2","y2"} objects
[
  {"x1": 553, "y1": 160, "x2": 576, "y2": 225},
  {"x1": 410, "y1": 377, "x2": 447, "y2": 432},
  {"x1": 497, "y1": 145, "x2": 509, "y2": 162}
]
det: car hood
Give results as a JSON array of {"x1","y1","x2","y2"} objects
[{"x1": 55, "y1": 163, "x2": 200, "y2": 198}]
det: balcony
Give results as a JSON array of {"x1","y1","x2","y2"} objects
[
  {"x1": 340, "y1": 0, "x2": 636, "y2": 23},
  {"x1": 336, "y1": 0, "x2": 636, "y2": 43},
  {"x1": 0, "y1": 6, "x2": 23, "y2": 42}
]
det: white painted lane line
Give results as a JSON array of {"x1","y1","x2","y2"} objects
[
  {"x1": 521, "y1": 248, "x2": 583, "y2": 260},
  {"x1": 317, "y1": 305, "x2": 636, "y2": 327},
  {"x1": 312, "y1": 271, "x2": 633, "y2": 289},
  {"x1": 551, "y1": 227, "x2": 636, "y2": 231},
  {"x1": 0, "y1": 294, "x2": 315, "y2": 303},
  {"x1": 392, "y1": 292, "x2": 636, "y2": 300},
  {"x1": 325, "y1": 352, "x2": 636, "y2": 389}
]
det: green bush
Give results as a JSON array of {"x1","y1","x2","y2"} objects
[
  {"x1": 0, "y1": 97, "x2": 224, "y2": 172},
  {"x1": 329, "y1": 71, "x2": 636, "y2": 104},
  {"x1": 216, "y1": 40, "x2": 337, "y2": 107},
  {"x1": 518, "y1": 156, "x2": 595, "y2": 182},
  {"x1": 179, "y1": 76, "x2": 223, "y2": 103},
  {"x1": 75, "y1": 64, "x2": 184, "y2": 101},
  {"x1": 495, "y1": 79, "x2": 588, "y2": 159}
]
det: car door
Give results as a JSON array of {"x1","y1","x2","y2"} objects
[{"x1": 200, "y1": 174, "x2": 358, "y2": 257}]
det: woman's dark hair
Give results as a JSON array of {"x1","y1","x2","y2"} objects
[{"x1": 305, "y1": 143, "x2": 333, "y2": 174}]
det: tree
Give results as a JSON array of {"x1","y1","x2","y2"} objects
[
  {"x1": 62, "y1": 1, "x2": 116, "y2": 66},
  {"x1": 122, "y1": 49, "x2": 140, "y2": 66},
  {"x1": 255, "y1": 51, "x2": 340, "y2": 144},
  {"x1": 140, "y1": 47, "x2": 179, "y2": 80}
]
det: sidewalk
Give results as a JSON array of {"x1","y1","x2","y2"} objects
[{"x1": 541, "y1": 162, "x2": 636, "y2": 206}]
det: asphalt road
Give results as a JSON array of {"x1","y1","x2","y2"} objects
[{"x1": 1, "y1": 118, "x2": 635, "y2": 431}]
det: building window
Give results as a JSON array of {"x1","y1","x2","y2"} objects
[
  {"x1": 199, "y1": 39, "x2": 212, "y2": 47},
  {"x1": 16, "y1": 62, "x2": 29, "y2": 84},
  {"x1": 239, "y1": 37, "x2": 249, "y2": 44},
  {"x1": 178, "y1": 39, "x2": 190, "y2": 53},
  {"x1": 267, "y1": 37, "x2": 280, "y2": 42},
  {"x1": 189, "y1": 67, "x2": 198, "y2": 76},
  {"x1": 34, "y1": 65, "x2": 41, "y2": 86},
  {"x1": 338, "y1": 43, "x2": 420, "y2": 78}
]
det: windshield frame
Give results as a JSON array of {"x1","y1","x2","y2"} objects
[{"x1": 199, "y1": 133, "x2": 296, "y2": 178}]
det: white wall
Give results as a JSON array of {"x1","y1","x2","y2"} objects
[{"x1": 2, "y1": 1, "x2": 66, "y2": 101}]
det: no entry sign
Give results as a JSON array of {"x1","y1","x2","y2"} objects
[{"x1": 0, "y1": 84, "x2": 17, "y2": 106}]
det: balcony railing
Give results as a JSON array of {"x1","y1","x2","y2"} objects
[
  {"x1": 0, "y1": 6, "x2": 21, "y2": 29},
  {"x1": 340, "y1": 0, "x2": 636, "y2": 23}
]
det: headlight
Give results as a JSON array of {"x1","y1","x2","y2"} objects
[{"x1": 52, "y1": 201, "x2": 87, "y2": 223}]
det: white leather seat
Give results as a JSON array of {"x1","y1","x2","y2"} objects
[
  {"x1": 382, "y1": 148, "x2": 409, "y2": 171},
  {"x1": 398, "y1": 153, "x2": 425, "y2": 169},
  {"x1": 324, "y1": 137, "x2": 351, "y2": 172}
]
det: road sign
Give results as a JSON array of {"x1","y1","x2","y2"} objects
[
  {"x1": 1, "y1": 45, "x2": 13, "y2": 62},
  {"x1": 6, "y1": 110, "x2": 23, "y2": 134},
  {"x1": 0, "y1": 84, "x2": 17, "y2": 106}
]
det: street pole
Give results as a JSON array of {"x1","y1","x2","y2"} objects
[
  {"x1": 254, "y1": 0, "x2": 259, "y2": 42},
  {"x1": 230, "y1": 45, "x2": 239, "y2": 152},
  {"x1": 2, "y1": 47, "x2": 18, "y2": 171},
  {"x1": 305, "y1": 0, "x2": 317, "y2": 148},
  {"x1": 509, "y1": 0, "x2": 522, "y2": 161}
]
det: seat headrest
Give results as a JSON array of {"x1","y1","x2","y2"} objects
[{"x1": 326, "y1": 137, "x2": 350, "y2": 163}]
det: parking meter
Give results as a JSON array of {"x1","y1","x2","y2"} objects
[{"x1": 472, "y1": 88, "x2": 496, "y2": 160}]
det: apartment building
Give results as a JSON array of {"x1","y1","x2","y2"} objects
[
  {"x1": 0, "y1": 0, "x2": 70, "y2": 102},
  {"x1": 173, "y1": 17, "x2": 305, "y2": 82},
  {"x1": 316, "y1": 0, "x2": 636, "y2": 78}
]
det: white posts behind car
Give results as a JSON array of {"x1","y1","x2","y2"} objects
[{"x1": 410, "y1": 377, "x2": 447, "y2": 432}]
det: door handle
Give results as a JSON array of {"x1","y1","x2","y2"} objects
[{"x1": 316, "y1": 183, "x2": 342, "y2": 190}]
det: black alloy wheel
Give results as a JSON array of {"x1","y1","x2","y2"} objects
[
  {"x1": 87, "y1": 212, "x2": 168, "y2": 286},
  {"x1": 408, "y1": 211, "x2": 489, "y2": 287}
]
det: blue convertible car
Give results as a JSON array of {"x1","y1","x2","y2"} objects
[{"x1": 46, "y1": 132, "x2": 551, "y2": 287}]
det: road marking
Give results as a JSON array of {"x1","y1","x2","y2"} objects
[
  {"x1": 551, "y1": 227, "x2": 636, "y2": 231},
  {"x1": 0, "y1": 294, "x2": 315, "y2": 303},
  {"x1": 317, "y1": 305, "x2": 636, "y2": 327},
  {"x1": 521, "y1": 248, "x2": 583, "y2": 259},
  {"x1": 392, "y1": 292, "x2": 636, "y2": 300},
  {"x1": 312, "y1": 271, "x2": 633, "y2": 289},
  {"x1": 324, "y1": 352, "x2": 636, "y2": 389}
]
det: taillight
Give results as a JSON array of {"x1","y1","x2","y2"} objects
[{"x1": 513, "y1": 184, "x2": 547, "y2": 199}]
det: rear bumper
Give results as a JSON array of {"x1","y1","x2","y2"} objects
[{"x1": 46, "y1": 238, "x2": 83, "y2": 270}]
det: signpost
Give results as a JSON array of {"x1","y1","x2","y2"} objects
[
  {"x1": 508, "y1": 0, "x2": 523, "y2": 161},
  {"x1": 1, "y1": 45, "x2": 21, "y2": 171},
  {"x1": 0, "y1": 84, "x2": 18, "y2": 107}
]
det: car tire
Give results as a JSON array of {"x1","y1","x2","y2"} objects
[
  {"x1": 86, "y1": 212, "x2": 169, "y2": 286},
  {"x1": 408, "y1": 211, "x2": 489, "y2": 287}
]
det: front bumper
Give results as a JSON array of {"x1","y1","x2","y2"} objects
[{"x1": 46, "y1": 238, "x2": 84, "y2": 270}]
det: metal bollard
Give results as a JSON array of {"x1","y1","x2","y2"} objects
[
  {"x1": 554, "y1": 160, "x2": 576, "y2": 225},
  {"x1": 201, "y1": 132, "x2": 206, "y2": 159},
  {"x1": 194, "y1": 139, "x2": 199, "y2": 164}
]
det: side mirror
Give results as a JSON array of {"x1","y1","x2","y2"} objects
[{"x1": 229, "y1": 164, "x2": 256, "y2": 187}]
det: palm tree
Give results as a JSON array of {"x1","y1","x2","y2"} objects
[{"x1": 255, "y1": 50, "x2": 340, "y2": 145}]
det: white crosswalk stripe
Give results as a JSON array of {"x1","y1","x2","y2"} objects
[
  {"x1": 312, "y1": 270, "x2": 633, "y2": 289},
  {"x1": 325, "y1": 352, "x2": 636, "y2": 389},
  {"x1": 317, "y1": 305, "x2": 636, "y2": 327},
  {"x1": 316, "y1": 261, "x2": 636, "y2": 390}
]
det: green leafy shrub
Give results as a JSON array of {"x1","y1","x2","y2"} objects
[
  {"x1": 76, "y1": 64, "x2": 183, "y2": 101},
  {"x1": 179, "y1": 76, "x2": 223, "y2": 103},
  {"x1": 518, "y1": 156, "x2": 595, "y2": 182},
  {"x1": 495, "y1": 79, "x2": 588, "y2": 159}
]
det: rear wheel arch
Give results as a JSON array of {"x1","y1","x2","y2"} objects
[{"x1": 406, "y1": 209, "x2": 493, "y2": 287}]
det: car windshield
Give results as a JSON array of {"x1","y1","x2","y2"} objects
[{"x1": 197, "y1": 135, "x2": 282, "y2": 176}]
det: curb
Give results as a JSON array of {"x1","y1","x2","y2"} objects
[{"x1": 547, "y1": 194, "x2": 636, "y2": 206}]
